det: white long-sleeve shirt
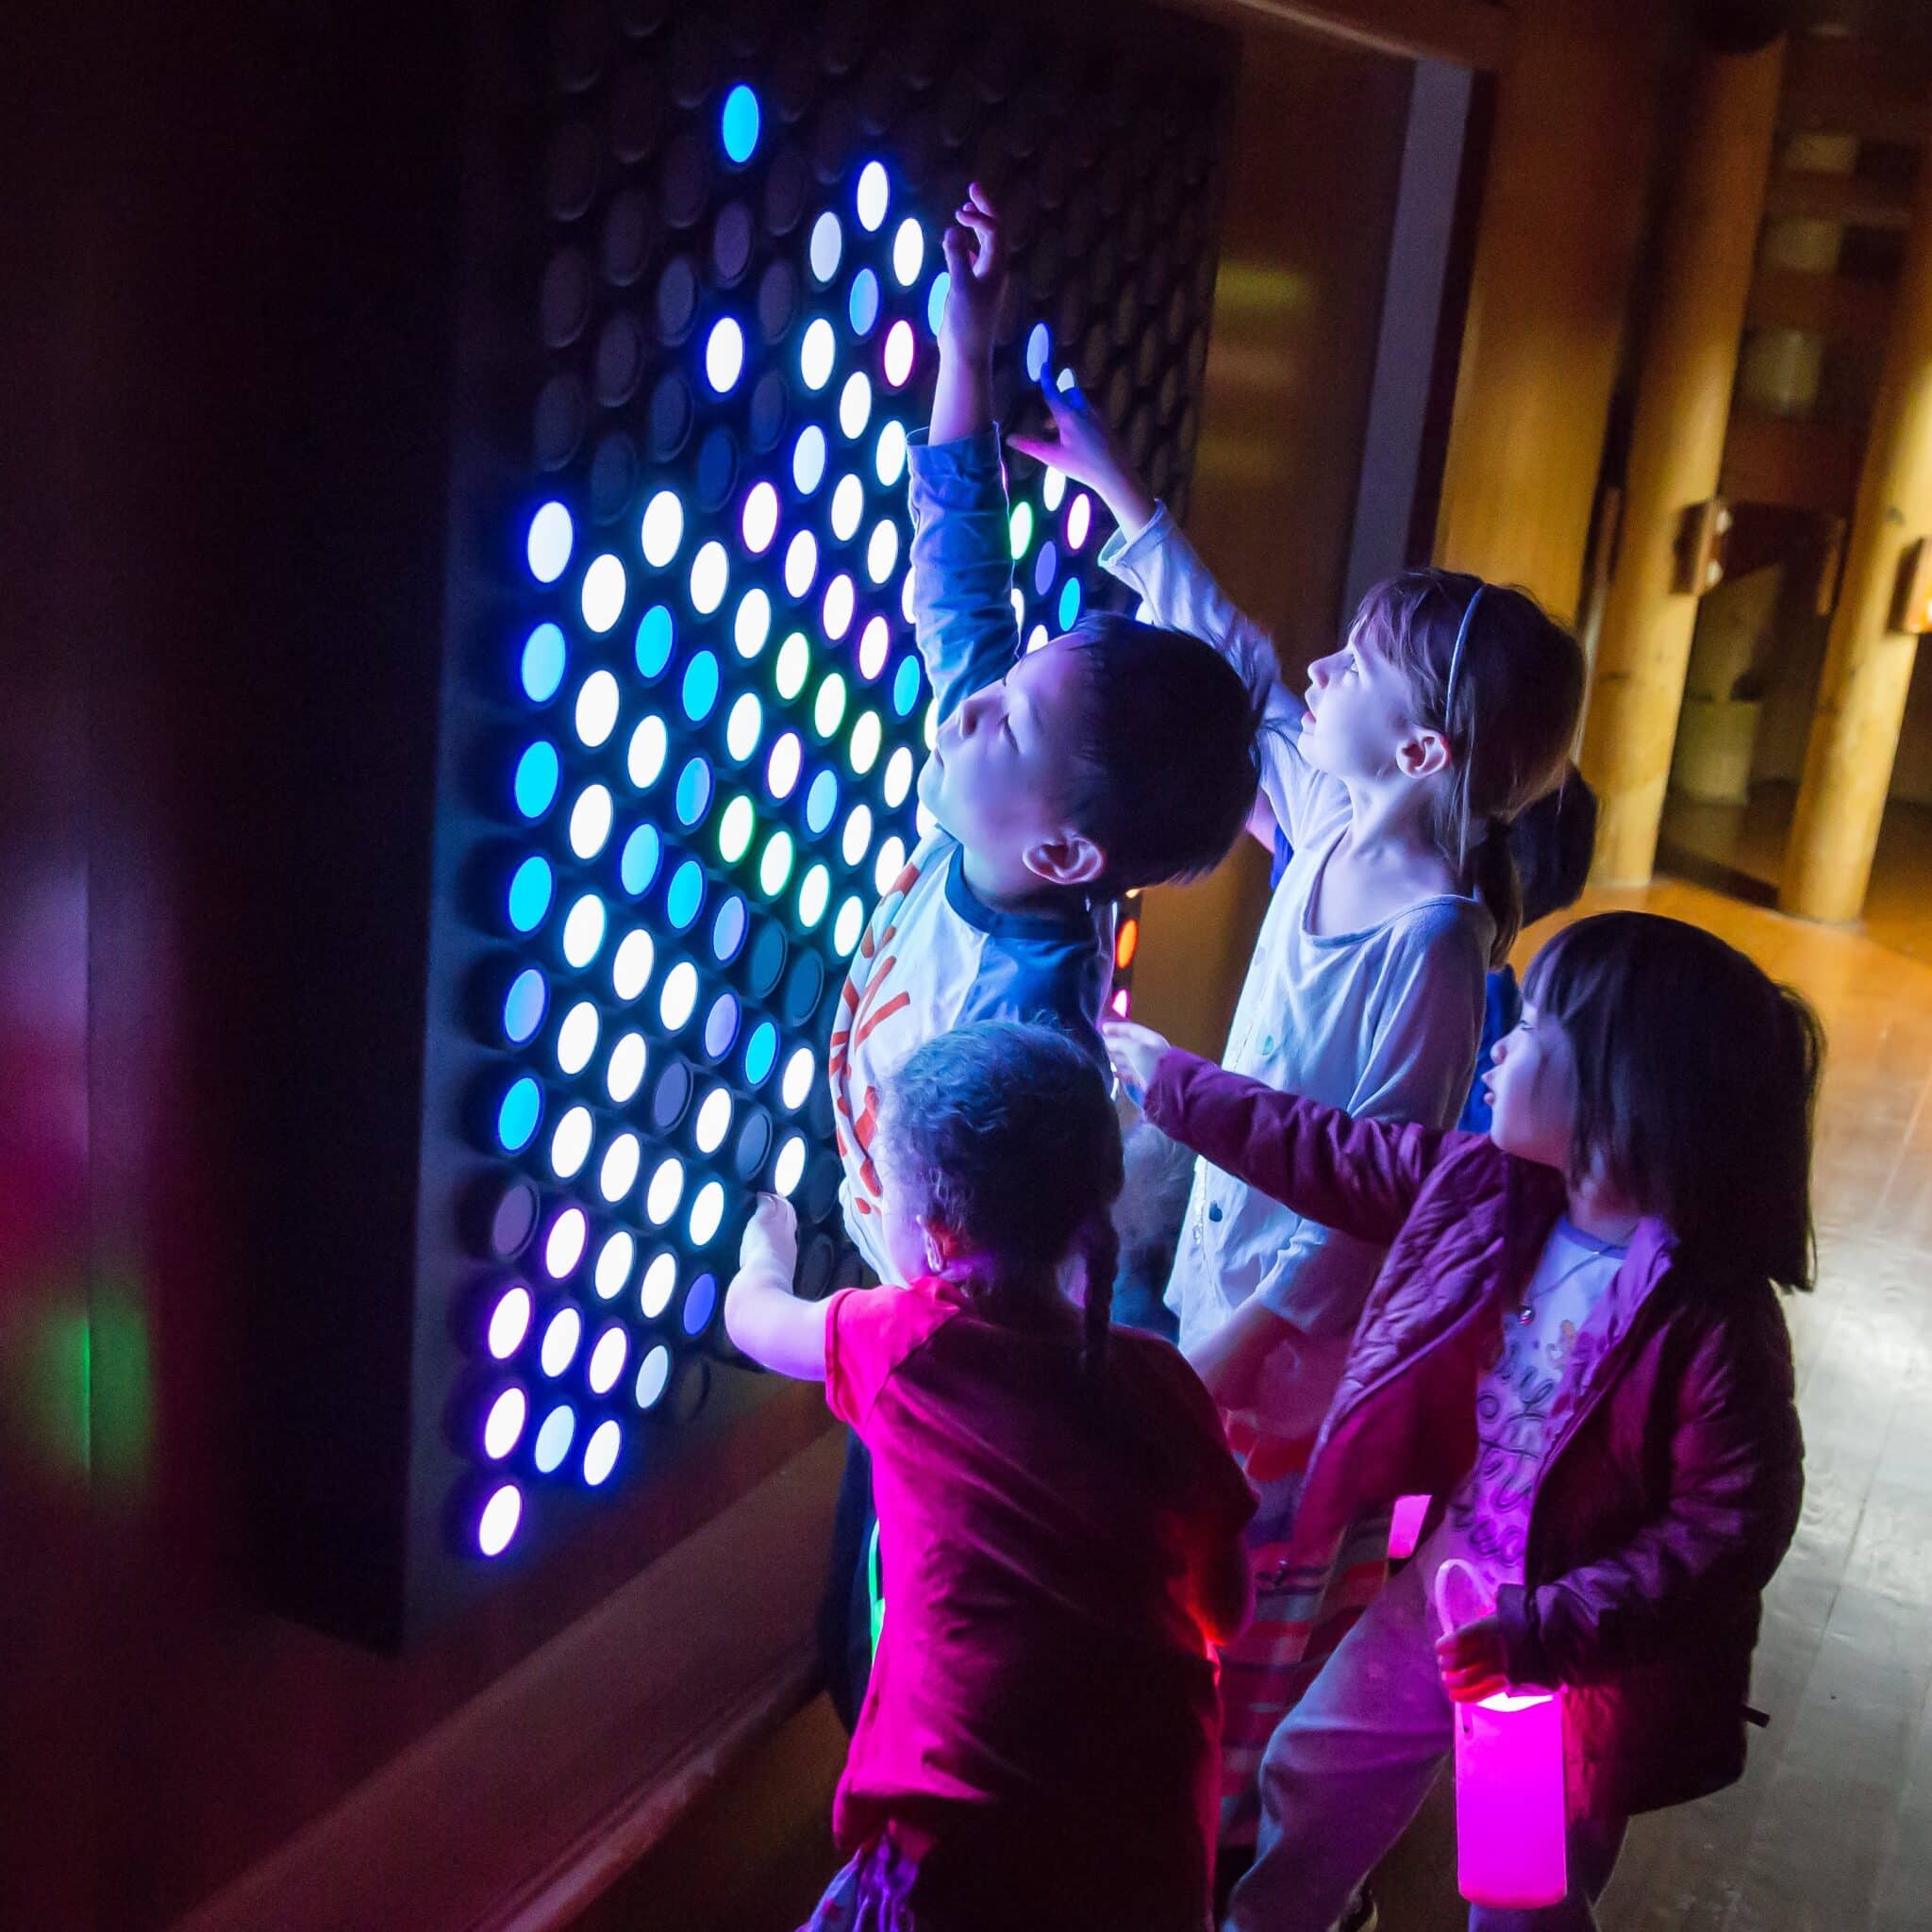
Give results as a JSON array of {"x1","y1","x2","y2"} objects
[{"x1": 1101, "y1": 508, "x2": 1491, "y2": 1352}]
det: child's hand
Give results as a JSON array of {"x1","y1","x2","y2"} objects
[
  {"x1": 740, "y1": 1192, "x2": 800, "y2": 1288},
  {"x1": 1007, "y1": 386, "x2": 1156, "y2": 538},
  {"x1": 1104, "y1": 1020, "x2": 1173, "y2": 1109},
  {"x1": 939, "y1": 181, "x2": 1008, "y2": 365},
  {"x1": 1436, "y1": 1613, "x2": 1511, "y2": 1704}
]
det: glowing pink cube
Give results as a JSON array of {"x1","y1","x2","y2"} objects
[{"x1": 1451, "y1": 1687, "x2": 1568, "y2": 1908}]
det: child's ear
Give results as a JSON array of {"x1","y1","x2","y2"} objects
[
  {"x1": 1396, "y1": 729, "x2": 1453, "y2": 781},
  {"x1": 1024, "y1": 832, "x2": 1107, "y2": 889}
]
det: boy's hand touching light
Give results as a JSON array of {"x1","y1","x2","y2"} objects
[
  {"x1": 1008, "y1": 385, "x2": 1157, "y2": 541},
  {"x1": 1104, "y1": 1019, "x2": 1173, "y2": 1109},
  {"x1": 939, "y1": 181, "x2": 1008, "y2": 364}
]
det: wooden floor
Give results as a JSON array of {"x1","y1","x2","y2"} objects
[{"x1": 653, "y1": 867, "x2": 1932, "y2": 1932}]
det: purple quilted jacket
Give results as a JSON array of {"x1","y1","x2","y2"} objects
[{"x1": 1146, "y1": 1049, "x2": 1805, "y2": 1821}]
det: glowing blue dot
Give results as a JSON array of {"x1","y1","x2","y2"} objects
[
  {"x1": 808, "y1": 210, "x2": 842, "y2": 284},
  {"x1": 711, "y1": 893, "x2": 747, "y2": 962},
  {"x1": 681, "y1": 650, "x2": 721, "y2": 723},
  {"x1": 682, "y1": 1272, "x2": 719, "y2": 1336},
  {"x1": 706, "y1": 316, "x2": 744, "y2": 394},
  {"x1": 1059, "y1": 577, "x2": 1081, "y2": 629},
  {"x1": 508, "y1": 857, "x2": 554, "y2": 933},
  {"x1": 1034, "y1": 540, "x2": 1058, "y2": 598},
  {"x1": 521, "y1": 623, "x2": 566, "y2": 704},
  {"x1": 533, "y1": 1404, "x2": 575, "y2": 1474},
  {"x1": 892, "y1": 655, "x2": 921, "y2": 717},
  {"x1": 792, "y1": 424, "x2": 827, "y2": 495},
  {"x1": 503, "y1": 968, "x2": 548, "y2": 1045},
  {"x1": 526, "y1": 501, "x2": 573, "y2": 583},
  {"x1": 620, "y1": 824, "x2": 661, "y2": 896},
  {"x1": 855, "y1": 161, "x2": 889, "y2": 232},
  {"x1": 635, "y1": 605, "x2": 675, "y2": 680},
  {"x1": 848, "y1": 269, "x2": 879, "y2": 338},
  {"x1": 744, "y1": 1019, "x2": 778, "y2": 1087},
  {"x1": 674, "y1": 757, "x2": 712, "y2": 828},
  {"x1": 704, "y1": 992, "x2": 740, "y2": 1059},
  {"x1": 806, "y1": 767, "x2": 839, "y2": 834},
  {"x1": 720, "y1": 84, "x2": 759, "y2": 164},
  {"x1": 666, "y1": 858, "x2": 705, "y2": 929},
  {"x1": 513, "y1": 741, "x2": 560, "y2": 819},
  {"x1": 1025, "y1": 323, "x2": 1051, "y2": 384},
  {"x1": 497, "y1": 1075, "x2": 541, "y2": 1153},
  {"x1": 926, "y1": 271, "x2": 949, "y2": 336}
]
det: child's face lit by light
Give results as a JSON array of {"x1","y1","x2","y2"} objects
[
  {"x1": 1483, "y1": 999, "x2": 1577, "y2": 1171},
  {"x1": 1297, "y1": 625, "x2": 1431, "y2": 783}
]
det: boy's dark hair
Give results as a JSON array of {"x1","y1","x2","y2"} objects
[
  {"x1": 881, "y1": 1021, "x2": 1124, "y2": 1364},
  {"x1": 1509, "y1": 765, "x2": 1599, "y2": 929},
  {"x1": 1524, "y1": 912, "x2": 1823, "y2": 1291},
  {"x1": 1064, "y1": 614, "x2": 1262, "y2": 898}
]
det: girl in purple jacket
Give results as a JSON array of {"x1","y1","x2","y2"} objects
[{"x1": 1108, "y1": 911, "x2": 1819, "y2": 1932}]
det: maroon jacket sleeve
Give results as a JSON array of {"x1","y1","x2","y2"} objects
[
  {"x1": 1143, "y1": 1049, "x2": 1445, "y2": 1249},
  {"x1": 1496, "y1": 1284, "x2": 1805, "y2": 1687}
]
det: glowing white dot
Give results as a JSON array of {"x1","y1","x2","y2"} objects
[
  {"x1": 868, "y1": 522, "x2": 900, "y2": 587},
  {"x1": 581, "y1": 555, "x2": 626, "y2": 634},
  {"x1": 575, "y1": 671, "x2": 620, "y2": 747},
  {"x1": 569, "y1": 784, "x2": 614, "y2": 859},
  {"x1": 798, "y1": 862, "x2": 830, "y2": 928},
  {"x1": 774, "y1": 1133, "x2": 808, "y2": 1196},
  {"x1": 883, "y1": 745, "x2": 914, "y2": 808},
  {"x1": 902, "y1": 570, "x2": 916, "y2": 624},
  {"x1": 924, "y1": 697, "x2": 941, "y2": 749},
  {"x1": 823, "y1": 574, "x2": 855, "y2": 640},
  {"x1": 635, "y1": 1344, "x2": 672, "y2": 1407},
  {"x1": 595, "y1": 1230, "x2": 635, "y2": 1299},
  {"x1": 833, "y1": 895, "x2": 865, "y2": 957},
  {"x1": 606, "y1": 1029, "x2": 647, "y2": 1102},
  {"x1": 488, "y1": 1286, "x2": 532, "y2": 1360},
  {"x1": 800, "y1": 318, "x2": 836, "y2": 391},
  {"x1": 850, "y1": 710, "x2": 882, "y2": 774},
  {"x1": 599, "y1": 1131, "x2": 641, "y2": 1203},
  {"x1": 1042, "y1": 468, "x2": 1066, "y2": 512},
  {"x1": 725, "y1": 692, "x2": 763, "y2": 761},
  {"x1": 734, "y1": 588, "x2": 772, "y2": 658},
  {"x1": 839, "y1": 371, "x2": 873, "y2": 439},
  {"x1": 641, "y1": 490, "x2": 684, "y2": 568},
  {"x1": 767, "y1": 731, "x2": 803, "y2": 798},
  {"x1": 882, "y1": 319, "x2": 915, "y2": 389},
  {"x1": 793, "y1": 425, "x2": 827, "y2": 495},
  {"x1": 741, "y1": 481, "x2": 779, "y2": 554},
  {"x1": 841, "y1": 803, "x2": 874, "y2": 867},
  {"x1": 561, "y1": 893, "x2": 608, "y2": 969},
  {"x1": 583, "y1": 1418, "x2": 622, "y2": 1485},
  {"x1": 588, "y1": 1325, "x2": 628, "y2": 1396},
  {"x1": 658, "y1": 960, "x2": 698, "y2": 1031},
  {"x1": 690, "y1": 540, "x2": 729, "y2": 615},
  {"x1": 694, "y1": 1087, "x2": 734, "y2": 1153},
  {"x1": 814, "y1": 672, "x2": 848, "y2": 738},
  {"x1": 775, "y1": 630, "x2": 810, "y2": 699},
  {"x1": 557, "y1": 1001, "x2": 600, "y2": 1077},
  {"x1": 705, "y1": 316, "x2": 744, "y2": 393},
  {"x1": 874, "y1": 835, "x2": 908, "y2": 895},
  {"x1": 1010, "y1": 586, "x2": 1025, "y2": 625},
  {"x1": 758, "y1": 830, "x2": 795, "y2": 897},
  {"x1": 527, "y1": 503, "x2": 573, "y2": 583},
  {"x1": 785, "y1": 529, "x2": 818, "y2": 598},
  {"x1": 689, "y1": 1181, "x2": 726, "y2": 1247},
  {"x1": 1026, "y1": 624, "x2": 1049, "y2": 655},
  {"x1": 483, "y1": 1388, "x2": 525, "y2": 1461},
  {"x1": 856, "y1": 161, "x2": 889, "y2": 232},
  {"x1": 874, "y1": 419, "x2": 907, "y2": 487},
  {"x1": 891, "y1": 218, "x2": 924, "y2": 286},
  {"x1": 781, "y1": 1046, "x2": 817, "y2": 1110},
  {"x1": 628, "y1": 714, "x2": 668, "y2": 789},
  {"x1": 611, "y1": 928, "x2": 655, "y2": 1002},
  {"x1": 646, "y1": 1157, "x2": 686, "y2": 1226},
  {"x1": 809, "y1": 210, "x2": 842, "y2": 283},
  {"x1": 478, "y1": 1483, "x2": 522, "y2": 1556},
  {"x1": 831, "y1": 473, "x2": 864, "y2": 541},
  {"x1": 550, "y1": 1103, "x2": 593, "y2": 1178},
  {"x1": 858, "y1": 615, "x2": 891, "y2": 679},
  {"x1": 541, "y1": 1305, "x2": 583, "y2": 1372},
  {"x1": 640, "y1": 1253, "x2": 676, "y2": 1320},
  {"x1": 545, "y1": 1210, "x2": 588, "y2": 1283}
]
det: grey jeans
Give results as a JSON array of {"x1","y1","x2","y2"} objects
[{"x1": 1224, "y1": 1557, "x2": 1626, "y2": 1932}]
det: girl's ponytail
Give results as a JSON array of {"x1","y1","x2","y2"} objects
[
  {"x1": 1470, "y1": 820, "x2": 1524, "y2": 969},
  {"x1": 1077, "y1": 1209, "x2": 1119, "y2": 1371}
]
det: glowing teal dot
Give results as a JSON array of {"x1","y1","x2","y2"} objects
[
  {"x1": 521, "y1": 623, "x2": 566, "y2": 704},
  {"x1": 681, "y1": 650, "x2": 721, "y2": 723},
  {"x1": 1058, "y1": 576, "x2": 1082, "y2": 629},
  {"x1": 503, "y1": 968, "x2": 548, "y2": 1045},
  {"x1": 926, "y1": 271, "x2": 949, "y2": 336},
  {"x1": 806, "y1": 767, "x2": 839, "y2": 834},
  {"x1": 743, "y1": 1020, "x2": 778, "y2": 1088},
  {"x1": 666, "y1": 858, "x2": 705, "y2": 930},
  {"x1": 508, "y1": 856, "x2": 554, "y2": 933},
  {"x1": 720, "y1": 84, "x2": 760, "y2": 164},
  {"x1": 513, "y1": 741, "x2": 560, "y2": 819},
  {"x1": 497, "y1": 1075, "x2": 541, "y2": 1153},
  {"x1": 891, "y1": 655, "x2": 921, "y2": 717},
  {"x1": 675, "y1": 756, "x2": 713, "y2": 827},
  {"x1": 848, "y1": 268, "x2": 879, "y2": 338},
  {"x1": 636, "y1": 605, "x2": 675, "y2": 680},
  {"x1": 620, "y1": 824, "x2": 661, "y2": 896}
]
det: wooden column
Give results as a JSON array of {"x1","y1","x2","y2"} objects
[
  {"x1": 1781, "y1": 149, "x2": 1932, "y2": 923},
  {"x1": 1581, "y1": 40, "x2": 1786, "y2": 885}
]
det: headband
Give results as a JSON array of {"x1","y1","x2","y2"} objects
[{"x1": 1444, "y1": 583, "x2": 1485, "y2": 726}]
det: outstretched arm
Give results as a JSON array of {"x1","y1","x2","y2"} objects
[{"x1": 724, "y1": 1195, "x2": 828, "y2": 1381}]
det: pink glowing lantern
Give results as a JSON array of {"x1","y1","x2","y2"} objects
[
  {"x1": 1435, "y1": 1558, "x2": 1568, "y2": 1910},
  {"x1": 1388, "y1": 1492, "x2": 1430, "y2": 1558}
]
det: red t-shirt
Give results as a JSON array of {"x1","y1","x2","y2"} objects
[{"x1": 824, "y1": 1277, "x2": 1256, "y2": 1927}]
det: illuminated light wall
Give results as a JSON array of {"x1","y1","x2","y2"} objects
[{"x1": 275, "y1": 0, "x2": 1236, "y2": 1642}]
